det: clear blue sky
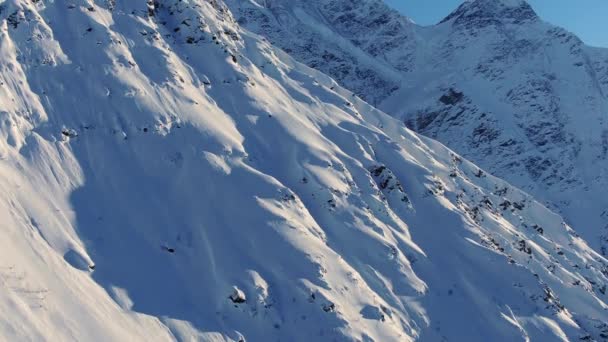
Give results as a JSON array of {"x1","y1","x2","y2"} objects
[{"x1": 384, "y1": 0, "x2": 608, "y2": 47}]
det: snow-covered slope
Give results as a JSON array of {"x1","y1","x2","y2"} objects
[
  {"x1": 384, "y1": 0, "x2": 608, "y2": 258},
  {"x1": 227, "y1": 0, "x2": 608, "y2": 256},
  {"x1": 1, "y1": 0, "x2": 608, "y2": 341},
  {"x1": 224, "y1": 0, "x2": 417, "y2": 107}
]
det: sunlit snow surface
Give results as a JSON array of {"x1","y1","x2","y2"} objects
[
  {"x1": 228, "y1": 0, "x2": 608, "y2": 257},
  {"x1": 0, "y1": 0, "x2": 607, "y2": 341}
]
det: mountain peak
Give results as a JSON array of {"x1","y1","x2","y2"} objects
[
  {"x1": 440, "y1": 0, "x2": 538, "y2": 27},
  {"x1": 469, "y1": 0, "x2": 527, "y2": 7}
]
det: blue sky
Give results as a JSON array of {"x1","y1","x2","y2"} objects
[{"x1": 383, "y1": 0, "x2": 608, "y2": 47}]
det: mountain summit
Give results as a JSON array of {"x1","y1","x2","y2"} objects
[{"x1": 440, "y1": 0, "x2": 538, "y2": 26}]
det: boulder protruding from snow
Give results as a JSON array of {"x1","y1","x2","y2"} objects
[{"x1": 229, "y1": 286, "x2": 246, "y2": 304}]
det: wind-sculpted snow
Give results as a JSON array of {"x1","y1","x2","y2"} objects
[
  {"x1": 1, "y1": 0, "x2": 608, "y2": 341},
  {"x1": 228, "y1": 0, "x2": 608, "y2": 258}
]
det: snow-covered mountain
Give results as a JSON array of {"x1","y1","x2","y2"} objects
[
  {"x1": 1, "y1": 0, "x2": 608, "y2": 341},
  {"x1": 224, "y1": 0, "x2": 418, "y2": 107},
  {"x1": 226, "y1": 0, "x2": 608, "y2": 256}
]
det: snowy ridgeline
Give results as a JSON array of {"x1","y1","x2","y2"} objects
[
  {"x1": 228, "y1": 0, "x2": 608, "y2": 257},
  {"x1": 0, "y1": 0, "x2": 607, "y2": 341}
]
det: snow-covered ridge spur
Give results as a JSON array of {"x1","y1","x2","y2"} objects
[
  {"x1": 0, "y1": 0, "x2": 607, "y2": 340},
  {"x1": 227, "y1": 0, "x2": 608, "y2": 258}
]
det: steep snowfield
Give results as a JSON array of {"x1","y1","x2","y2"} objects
[
  {"x1": 383, "y1": 0, "x2": 608, "y2": 258},
  {"x1": 1, "y1": 0, "x2": 608, "y2": 341},
  {"x1": 224, "y1": 0, "x2": 415, "y2": 107},
  {"x1": 227, "y1": 0, "x2": 608, "y2": 256}
]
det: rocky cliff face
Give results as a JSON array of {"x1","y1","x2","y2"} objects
[{"x1": 227, "y1": 0, "x2": 608, "y2": 255}]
